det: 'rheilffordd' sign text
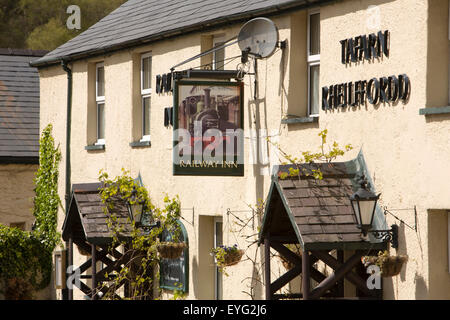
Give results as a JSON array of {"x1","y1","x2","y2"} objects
[{"x1": 322, "y1": 30, "x2": 410, "y2": 110}]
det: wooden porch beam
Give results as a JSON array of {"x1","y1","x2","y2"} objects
[
  {"x1": 309, "y1": 251, "x2": 365, "y2": 300},
  {"x1": 312, "y1": 250, "x2": 372, "y2": 296},
  {"x1": 270, "y1": 241, "x2": 326, "y2": 284},
  {"x1": 270, "y1": 265, "x2": 301, "y2": 293},
  {"x1": 302, "y1": 250, "x2": 311, "y2": 300},
  {"x1": 270, "y1": 241, "x2": 301, "y2": 267}
]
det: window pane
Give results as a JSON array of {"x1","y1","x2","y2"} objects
[
  {"x1": 309, "y1": 65, "x2": 320, "y2": 115},
  {"x1": 97, "y1": 103, "x2": 105, "y2": 140},
  {"x1": 143, "y1": 97, "x2": 151, "y2": 136},
  {"x1": 309, "y1": 13, "x2": 320, "y2": 56},
  {"x1": 97, "y1": 66, "x2": 105, "y2": 97},
  {"x1": 213, "y1": 42, "x2": 225, "y2": 70},
  {"x1": 142, "y1": 56, "x2": 151, "y2": 90}
]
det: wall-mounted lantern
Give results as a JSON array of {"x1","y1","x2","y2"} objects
[
  {"x1": 349, "y1": 175, "x2": 398, "y2": 249},
  {"x1": 54, "y1": 250, "x2": 67, "y2": 290},
  {"x1": 128, "y1": 186, "x2": 160, "y2": 233}
]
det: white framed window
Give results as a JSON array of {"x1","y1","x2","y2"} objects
[
  {"x1": 95, "y1": 62, "x2": 105, "y2": 145},
  {"x1": 213, "y1": 36, "x2": 225, "y2": 70},
  {"x1": 214, "y1": 217, "x2": 223, "y2": 300},
  {"x1": 141, "y1": 52, "x2": 152, "y2": 141},
  {"x1": 307, "y1": 9, "x2": 320, "y2": 116}
]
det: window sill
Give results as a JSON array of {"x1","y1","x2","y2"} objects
[
  {"x1": 85, "y1": 144, "x2": 105, "y2": 151},
  {"x1": 281, "y1": 116, "x2": 319, "y2": 124},
  {"x1": 130, "y1": 140, "x2": 151, "y2": 148},
  {"x1": 419, "y1": 106, "x2": 450, "y2": 116}
]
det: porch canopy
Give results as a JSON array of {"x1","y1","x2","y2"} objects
[
  {"x1": 259, "y1": 152, "x2": 388, "y2": 300},
  {"x1": 61, "y1": 183, "x2": 134, "y2": 300}
]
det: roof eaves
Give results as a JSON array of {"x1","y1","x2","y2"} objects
[{"x1": 30, "y1": 0, "x2": 334, "y2": 68}]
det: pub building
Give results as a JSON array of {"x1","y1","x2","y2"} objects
[{"x1": 31, "y1": 0, "x2": 450, "y2": 300}]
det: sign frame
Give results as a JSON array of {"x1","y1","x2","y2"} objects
[{"x1": 172, "y1": 80, "x2": 244, "y2": 176}]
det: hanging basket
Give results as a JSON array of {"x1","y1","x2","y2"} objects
[
  {"x1": 157, "y1": 242, "x2": 187, "y2": 259},
  {"x1": 362, "y1": 253, "x2": 408, "y2": 277},
  {"x1": 222, "y1": 249, "x2": 244, "y2": 267}
]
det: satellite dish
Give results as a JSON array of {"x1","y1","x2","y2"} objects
[{"x1": 238, "y1": 17, "x2": 279, "y2": 58}]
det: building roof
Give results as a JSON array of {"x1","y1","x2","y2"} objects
[
  {"x1": 0, "y1": 49, "x2": 47, "y2": 163},
  {"x1": 259, "y1": 152, "x2": 388, "y2": 251},
  {"x1": 62, "y1": 183, "x2": 134, "y2": 245},
  {"x1": 30, "y1": 0, "x2": 331, "y2": 67}
]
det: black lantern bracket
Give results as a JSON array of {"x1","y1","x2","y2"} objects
[{"x1": 368, "y1": 224, "x2": 399, "y2": 249}]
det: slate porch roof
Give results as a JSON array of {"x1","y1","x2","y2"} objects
[
  {"x1": 31, "y1": 0, "x2": 333, "y2": 67},
  {"x1": 259, "y1": 151, "x2": 388, "y2": 251},
  {"x1": 62, "y1": 183, "x2": 133, "y2": 245},
  {"x1": 0, "y1": 49, "x2": 47, "y2": 163}
]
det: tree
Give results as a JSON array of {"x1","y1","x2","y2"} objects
[{"x1": 0, "y1": 0, "x2": 127, "y2": 50}]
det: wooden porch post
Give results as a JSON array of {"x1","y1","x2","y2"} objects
[
  {"x1": 68, "y1": 236, "x2": 73, "y2": 300},
  {"x1": 302, "y1": 250, "x2": 310, "y2": 300},
  {"x1": 264, "y1": 237, "x2": 272, "y2": 300},
  {"x1": 91, "y1": 244, "x2": 97, "y2": 300}
]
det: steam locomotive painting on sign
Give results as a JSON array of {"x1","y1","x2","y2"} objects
[{"x1": 173, "y1": 80, "x2": 244, "y2": 176}]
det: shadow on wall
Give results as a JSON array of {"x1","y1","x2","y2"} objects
[
  {"x1": 427, "y1": 210, "x2": 450, "y2": 300},
  {"x1": 414, "y1": 273, "x2": 428, "y2": 299},
  {"x1": 191, "y1": 255, "x2": 199, "y2": 298}
]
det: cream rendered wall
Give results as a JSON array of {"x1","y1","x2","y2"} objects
[
  {"x1": 279, "y1": 0, "x2": 450, "y2": 299},
  {"x1": 0, "y1": 164, "x2": 38, "y2": 229},
  {"x1": 38, "y1": 0, "x2": 450, "y2": 300}
]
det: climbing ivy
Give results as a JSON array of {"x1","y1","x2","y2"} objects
[
  {"x1": 0, "y1": 124, "x2": 62, "y2": 299},
  {"x1": 97, "y1": 169, "x2": 183, "y2": 300}
]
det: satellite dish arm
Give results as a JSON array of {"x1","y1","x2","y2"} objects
[{"x1": 170, "y1": 37, "x2": 238, "y2": 71}]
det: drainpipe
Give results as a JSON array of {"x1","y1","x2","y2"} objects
[{"x1": 61, "y1": 60, "x2": 72, "y2": 300}]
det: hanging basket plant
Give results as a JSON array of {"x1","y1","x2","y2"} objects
[
  {"x1": 362, "y1": 250, "x2": 408, "y2": 277},
  {"x1": 157, "y1": 242, "x2": 187, "y2": 259},
  {"x1": 211, "y1": 245, "x2": 244, "y2": 268}
]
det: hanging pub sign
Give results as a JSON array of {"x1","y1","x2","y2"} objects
[
  {"x1": 322, "y1": 30, "x2": 411, "y2": 110},
  {"x1": 173, "y1": 80, "x2": 244, "y2": 176}
]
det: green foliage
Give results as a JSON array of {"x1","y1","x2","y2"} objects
[
  {"x1": 0, "y1": 124, "x2": 62, "y2": 298},
  {"x1": 211, "y1": 244, "x2": 243, "y2": 276},
  {"x1": 97, "y1": 169, "x2": 184, "y2": 300},
  {"x1": 0, "y1": 0, "x2": 127, "y2": 50},
  {"x1": 269, "y1": 129, "x2": 353, "y2": 180},
  {"x1": 33, "y1": 124, "x2": 62, "y2": 251}
]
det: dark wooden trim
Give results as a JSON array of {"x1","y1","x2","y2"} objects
[
  {"x1": 273, "y1": 293, "x2": 303, "y2": 300},
  {"x1": 270, "y1": 241, "x2": 301, "y2": 267},
  {"x1": 312, "y1": 250, "x2": 372, "y2": 296},
  {"x1": 68, "y1": 237, "x2": 73, "y2": 300},
  {"x1": 302, "y1": 250, "x2": 310, "y2": 300},
  {"x1": 270, "y1": 265, "x2": 301, "y2": 294},
  {"x1": 270, "y1": 240, "x2": 326, "y2": 284},
  {"x1": 91, "y1": 244, "x2": 97, "y2": 300},
  {"x1": 336, "y1": 250, "x2": 344, "y2": 297},
  {"x1": 309, "y1": 251, "x2": 366, "y2": 299},
  {"x1": 304, "y1": 241, "x2": 386, "y2": 251},
  {"x1": 0, "y1": 156, "x2": 39, "y2": 164}
]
